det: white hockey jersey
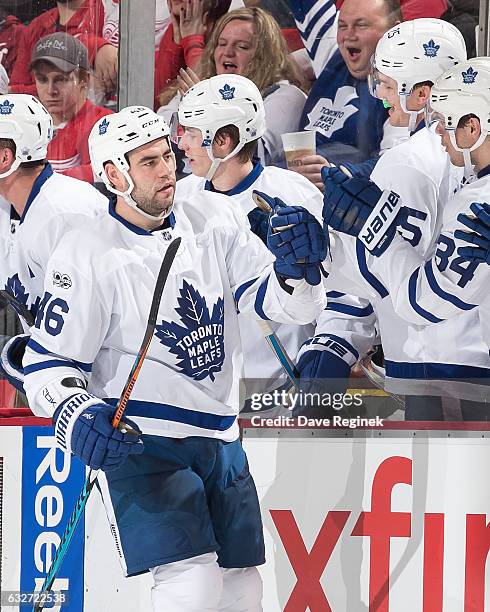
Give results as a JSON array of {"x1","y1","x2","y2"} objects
[
  {"x1": 324, "y1": 126, "x2": 490, "y2": 401},
  {"x1": 176, "y1": 162, "x2": 375, "y2": 392},
  {"x1": 0, "y1": 164, "x2": 107, "y2": 323},
  {"x1": 23, "y1": 193, "x2": 326, "y2": 441}
]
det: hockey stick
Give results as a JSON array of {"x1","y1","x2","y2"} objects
[
  {"x1": 33, "y1": 236, "x2": 182, "y2": 611},
  {"x1": 359, "y1": 355, "x2": 405, "y2": 409},
  {"x1": 0, "y1": 289, "x2": 35, "y2": 327},
  {"x1": 254, "y1": 319, "x2": 299, "y2": 389}
]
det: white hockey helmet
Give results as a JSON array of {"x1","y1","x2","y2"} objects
[
  {"x1": 175, "y1": 74, "x2": 266, "y2": 180},
  {"x1": 0, "y1": 94, "x2": 53, "y2": 178},
  {"x1": 427, "y1": 57, "x2": 490, "y2": 176},
  {"x1": 89, "y1": 106, "x2": 173, "y2": 221},
  {"x1": 370, "y1": 18, "x2": 467, "y2": 130}
]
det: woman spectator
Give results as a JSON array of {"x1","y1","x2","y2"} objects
[
  {"x1": 154, "y1": 0, "x2": 232, "y2": 109},
  {"x1": 160, "y1": 7, "x2": 308, "y2": 166}
]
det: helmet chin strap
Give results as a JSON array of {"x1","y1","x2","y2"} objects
[
  {"x1": 399, "y1": 95, "x2": 422, "y2": 133},
  {"x1": 108, "y1": 170, "x2": 173, "y2": 223},
  {"x1": 449, "y1": 130, "x2": 487, "y2": 180},
  {"x1": 0, "y1": 157, "x2": 22, "y2": 179},
  {"x1": 204, "y1": 141, "x2": 245, "y2": 182}
]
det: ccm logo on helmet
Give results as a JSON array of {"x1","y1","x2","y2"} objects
[
  {"x1": 359, "y1": 190, "x2": 401, "y2": 251},
  {"x1": 142, "y1": 119, "x2": 159, "y2": 128}
]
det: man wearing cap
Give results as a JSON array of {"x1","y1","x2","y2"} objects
[{"x1": 31, "y1": 32, "x2": 113, "y2": 182}]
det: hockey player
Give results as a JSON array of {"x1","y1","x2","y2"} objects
[
  {"x1": 22, "y1": 106, "x2": 327, "y2": 611},
  {"x1": 175, "y1": 73, "x2": 377, "y2": 414},
  {"x1": 322, "y1": 56, "x2": 490, "y2": 411},
  {"x1": 0, "y1": 93, "x2": 108, "y2": 391},
  {"x1": 318, "y1": 20, "x2": 490, "y2": 419}
]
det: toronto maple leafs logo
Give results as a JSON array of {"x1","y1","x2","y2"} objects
[
  {"x1": 98, "y1": 117, "x2": 110, "y2": 135},
  {"x1": 307, "y1": 86, "x2": 358, "y2": 139},
  {"x1": 423, "y1": 39, "x2": 440, "y2": 58},
  {"x1": 155, "y1": 281, "x2": 225, "y2": 381},
  {"x1": 5, "y1": 274, "x2": 29, "y2": 308},
  {"x1": 219, "y1": 84, "x2": 235, "y2": 100},
  {"x1": 462, "y1": 67, "x2": 478, "y2": 84},
  {"x1": 0, "y1": 99, "x2": 14, "y2": 114}
]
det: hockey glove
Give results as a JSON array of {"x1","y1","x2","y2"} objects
[
  {"x1": 247, "y1": 207, "x2": 270, "y2": 245},
  {"x1": 0, "y1": 333, "x2": 29, "y2": 393},
  {"x1": 294, "y1": 345, "x2": 351, "y2": 418},
  {"x1": 455, "y1": 202, "x2": 490, "y2": 264},
  {"x1": 252, "y1": 191, "x2": 328, "y2": 286},
  {"x1": 321, "y1": 166, "x2": 402, "y2": 256},
  {"x1": 53, "y1": 394, "x2": 144, "y2": 471}
]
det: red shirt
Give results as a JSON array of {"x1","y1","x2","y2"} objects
[
  {"x1": 0, "y1": 15, "x2": 26, "y2": 77},
  {"x1": 154, "y1": 25, "x2": 205, "y2": 109},
  {"x1": 10, "y1": 0, "x2": 110, "y2": 96},
  {"x1": 48, "y1": 99, "x2": 113, "y2": 183}
]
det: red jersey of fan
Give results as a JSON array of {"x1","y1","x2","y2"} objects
[
  {"x1": 10, "y1": 0, "x2": 110, "y2": 95},
  {"x1": 48, "y1": 100, "x2": 113, "y2": 183},
  {"x1": 0, "y1": 15, "x2": 26, "y2": 77},
  {"x1": 335, "y1": 0, "x2": 447, "y2": 20}
]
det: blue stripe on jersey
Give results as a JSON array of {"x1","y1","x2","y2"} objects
[
  {"x1": 20, "y1": 164, "x2": 54, "y2": 224},
  {"x1": 325, "y1": 301, "x2": 374, "y2": 317},
  {"x1": 300, "y1": 1, "x2": 335, "y2": 41},
  {"x1": 326, "y1": 291, "x2": 345, "y2": 298},
  {"x1": 204, "y1": 161, "x2": 264, "y2": 196},
  {"x1": 385, "y1": 360, "x2": 490, "y2": 381},
  {"x1": 27, "y1": 339, "x2": 93, "y2": 372},
  {"x1": 234, "y1": 277, "x2": 259, "y2": 307},
  {"x1": 104, "y1": 398, "x2": 236, "y2": 431},
  {"x1": 310, "y1": 12, "x2": 337, "y2": 59},
  {"x1": 408, "y1": 268, "x2": 444, "y2": 323},
  {"x1": 424, "y1": 260, "x2": 477, "y2": 311},
  {"x1": 24, "y1": 359, "x2": 84, "y2": 375},
  {"x1": 355, "y1": 241, "x2": 388, "y2": 298},
  {"x1": 254, "y1": 275, "x2": 271, "y2": 321}
]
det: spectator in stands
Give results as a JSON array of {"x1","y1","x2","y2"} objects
[
  {"x1": 336, "y1": 0, "x2": 447, "y2": 20},
  {"x1": 30, "y1": 32, "x2": 113, "y2": 182},
  {"x1": 163, "y1": 7, "x2": 308, "y2": 166},
  {"x1": 9, "y1": 0, "x2": 118, "y2": 96},
  {"x1": 0, "y1": 7, "x2": 25, "y2": 77},
  {"x1": 154, "y1": 0, "x2": 232, "y2": 109},
  {"x1": 286, "y1": 0, "x2": 402, "y2": 184},
  {"x1": 442, "y1": 0, "x2": 479, "y2": 57}
]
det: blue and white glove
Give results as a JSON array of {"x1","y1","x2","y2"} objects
[
  {"x1": 252, "y1": 190, "x2": 328, "y2": 286},
  {"x1": 294, "y1": 345, "x2": 351, "y2": 418},
  {"x1": 0, "y1": 333, "x2": 29, "y2": 393},
  {"x1": 321, "y1": 166, "x2": 402, "y2": 256},
  {"x1": 455, "y1": 202, "x2": 490, "y2": 264},
  {"x1": 53, "y1": 393, "x2": 144, "y2": 471},
  {"x1": 247, "y1": 207, "x2": 269, "y2": 245}
]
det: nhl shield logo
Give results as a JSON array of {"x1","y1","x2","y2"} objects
[
  {"x1": 219, "y1": 84, "x2": 235, "y2": 100},
  {"x1": 423, "y1": 39, "x2": 440, "y2": 58},
  {"x1": 0, "y1": 99, "x2": 14, "y2": 114},
  {"x1": 462, "y1": 67, "x2": 478, "y2": 84}
]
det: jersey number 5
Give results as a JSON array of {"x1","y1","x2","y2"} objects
[{"x1": 34, "y1": 291, "x2": 69, "y2": 336}]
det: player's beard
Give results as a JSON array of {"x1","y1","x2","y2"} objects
[{"x1": 131, "y1": 183, "x2": 174, "y2": 218}]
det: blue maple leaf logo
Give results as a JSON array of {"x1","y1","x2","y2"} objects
[
  {"x1": 0, "y1": 100, "x2": 14, "y2": 115},
  {"x1": 462, "y1": 67, "x2": 478, "y2": 84},
  {"x1": 423, "y1": 39, "x2": 440, "y2": 58},
  {"x1": 4, "y1": 274, "x2": 40, "y2": 320},
  {"x1": 98, "y1": 117, "x2": 110, "y2": 135},
  {"x1": 219, "y1": 84, "x2": 235, "y2": 100},
  {"x1": 155, "y1": 280, "x2": 225, "y2": 381}
]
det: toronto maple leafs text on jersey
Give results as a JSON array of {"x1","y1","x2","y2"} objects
[{"x1": 23, "y1": 193, "x2": 326, "y2": 441}]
